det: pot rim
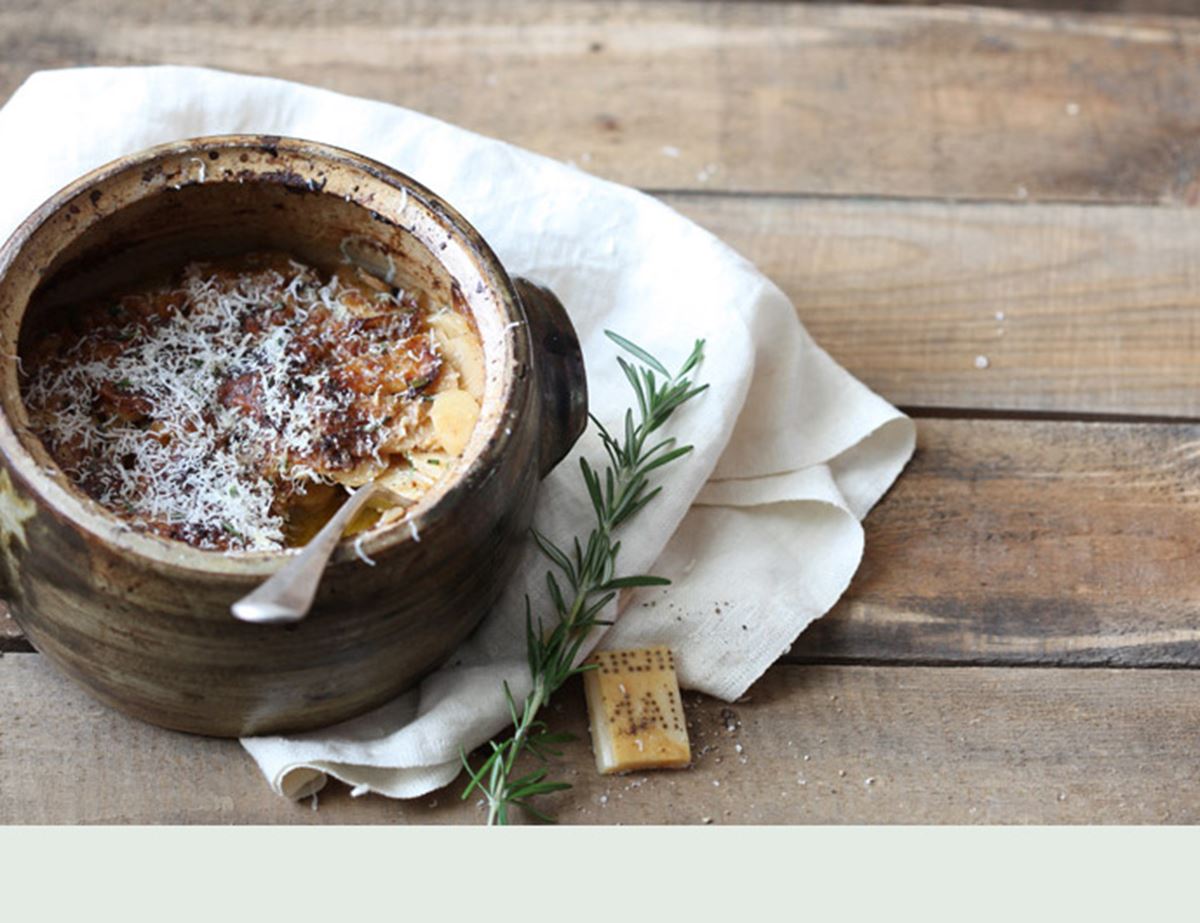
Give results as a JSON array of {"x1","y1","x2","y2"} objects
[{"x1": 0, "y1": 134, "x2": 531, "y2": 579}]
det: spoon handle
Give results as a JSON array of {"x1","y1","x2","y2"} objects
[{"x1": 231, "y1": 481, "x2": 381, "y2": 625}]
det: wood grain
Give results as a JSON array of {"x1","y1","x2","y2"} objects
[
  {"x1": 792, "y1": 417, "x2": 1200, "y2": 668},
  {"x1": 5, "y1": 2, "x2": 1200, "y2": 202},
  {"x1": 667, "y1": 194, "x2": 1200, "y2": 417},
  {"x1": 4, "y1": 652, "x2": 1199, "y2": 824}
]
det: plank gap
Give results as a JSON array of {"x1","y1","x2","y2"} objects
[
  {"x1": 648, "y1": 187, "x2": 1173, "y2": 209},
  {"x1": 783, "y1": 654, "x2": 1200, "y2": 670},
  {"x1": 902, "y1": 405, "x2": 1200, "y2": 425}
]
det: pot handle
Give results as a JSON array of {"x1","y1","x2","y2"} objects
[{"x1": 513, "y1": 278, "x2": 588, "y2": 478}]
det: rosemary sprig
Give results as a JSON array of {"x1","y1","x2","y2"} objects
[{"x1": 460, "y1": 330, "x2": 707, "y2": 825}]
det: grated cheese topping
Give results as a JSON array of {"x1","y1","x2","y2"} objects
[{"x1": 23, "y1": 252, "x2": 453, "y2": 551}]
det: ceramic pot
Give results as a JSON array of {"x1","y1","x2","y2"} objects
[{"x1": 0, "y1": 136, "x2": 587, "y2": 736}]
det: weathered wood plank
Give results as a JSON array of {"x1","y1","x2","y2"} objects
[
  {"x1": 3, "y1": 652, "x2": 1198, "y2": 823},
  {"x1": 3, "y1": 419, "x2": 1198, "y2": 668},
  {"x1": 667, "y1": 194, "x2": 1200, "y2": 418},
  {"x1": 5, "y1": 2, "x2": 1200, "y2": 202},
  {"x1": 6, "y1": 193, "x2": 1200, "y2": 422},
  {"x1": 792, "y1": 417, "x2": 1200, "y2": 668}
]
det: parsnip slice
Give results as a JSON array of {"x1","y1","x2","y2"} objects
[
  {"x1": 430, "y1": 311, "x2": 485, "y2": 400},
  {"x1": 430, "y1": 389, "x2": 479, "y2": 455},
  {"x1": 373, "y1": 452, "x2": 451, "y2": 504},
  {"x1": 429, "y1": 310, "x2": 469, "y2": 339}
]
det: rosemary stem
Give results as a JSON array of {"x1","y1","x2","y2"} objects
[
  {"x1": 464, "y1": 332, "x2": 707, "y2": 825},
  {"x1": 485, "y1": 678, "x2": 545, "y2": 825}
]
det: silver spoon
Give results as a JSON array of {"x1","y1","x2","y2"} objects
[{"x1": 231, "y1": 481, "x2": 400, "y2": 625}]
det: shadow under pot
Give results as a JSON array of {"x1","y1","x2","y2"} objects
[{"x1": 0, "y1": 135, "x2": 587, "y2": 737}]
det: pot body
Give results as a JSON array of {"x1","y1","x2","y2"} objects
[{"x1": 0, "y1": 137, "x2": 586, "y2": 736}]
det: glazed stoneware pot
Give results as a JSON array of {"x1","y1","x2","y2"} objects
[{"x1": 0, "y1": 136, "x2": 587, "y2": 736}]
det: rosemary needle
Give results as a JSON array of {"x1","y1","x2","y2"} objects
[{"x1": 461, "y1": 331, "x2": 707, "y2": 825}]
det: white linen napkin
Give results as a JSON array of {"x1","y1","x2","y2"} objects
[{"x1": 0, "y1": 66, "x2": 914, "y2": 800}]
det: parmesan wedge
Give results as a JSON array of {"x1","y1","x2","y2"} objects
[{"x1": 583, "y1": 646, "x2": 692, "y2": 774}]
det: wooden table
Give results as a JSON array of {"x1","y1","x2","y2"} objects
[{"x1": 4, "y1": 0, "x2": 1200, "y2": 824}]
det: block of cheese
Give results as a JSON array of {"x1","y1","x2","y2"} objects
[{"x1": 582, "y1": 646, "x2": 692, "y2": 774}]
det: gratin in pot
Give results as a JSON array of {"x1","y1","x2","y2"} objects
[{"x1": 0, "y1": 136, "x2": 587, "y2": 736}]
